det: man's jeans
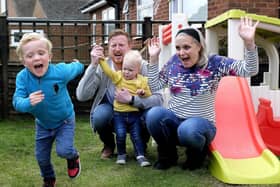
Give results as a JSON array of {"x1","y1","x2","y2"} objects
[
  {"x1": 90, "y1": 103, "x2": 115, "y2": 148},
  {"x1": 146, "y1": 106, "x2": 216, "y2": 151},
  {"x1": 35, "y1": 116, "x2": 78, "y2": 178}
]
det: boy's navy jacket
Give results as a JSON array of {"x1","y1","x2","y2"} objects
[{"x1": 13, "y1": 61, "x2": 84, "y2": 129}]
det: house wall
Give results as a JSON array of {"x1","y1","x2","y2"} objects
[
  {"x1": 7, "y1": 0, "x2": 16, "y2": 17},
  {"x1": 91, "y1": 0, "x2": 170, "y2": 53},
  {"x1": 33, "y1": 0, "x2": 46, "y2": 18},
  {"x1": 208, "y1": 0, "x2": 279, "y2": 19},
  {"x1": 153, "y1": 0, "x2": 169, "y2": 37},
  {"x1": 154, "y1": 0, "x2": 169, "y2": 20}
]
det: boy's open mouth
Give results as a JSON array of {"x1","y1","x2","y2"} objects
[{"x1": 34, "y1": 64, "x2": 43, "y2": 69}]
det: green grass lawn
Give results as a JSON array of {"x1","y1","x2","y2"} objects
[{"x1": 0, "y1": 116, "x2": 276, "y2": 187}]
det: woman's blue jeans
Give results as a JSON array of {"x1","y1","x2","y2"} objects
[
  {"x1": 35, "y1": 116, "x2": 78, "y2": 179},
  {"x1": 146, "y1": 106, "x2": 216, "y2": 151}
]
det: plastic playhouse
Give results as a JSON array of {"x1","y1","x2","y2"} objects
[{"x1": 205, "y1": 9, "x2": 280, "y2": 184}]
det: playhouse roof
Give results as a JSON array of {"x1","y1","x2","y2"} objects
[{"x1": 205, "y1": 9, "x2": 280, "y2": 42}]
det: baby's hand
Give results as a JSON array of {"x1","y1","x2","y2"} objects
[
  {"x1": 29, "y1": 90, "x2": 44, "y2": 106},
  {"x1": 136, "y1": 89, "x2": 145, "y2": 97}
]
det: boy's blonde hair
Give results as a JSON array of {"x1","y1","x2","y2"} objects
[
  {"x1": 123, "y1": 50, "x2": 142, "y2": 69},
  {"x1": 16, "y1": 32, "x2": 53, "y2": 61}
]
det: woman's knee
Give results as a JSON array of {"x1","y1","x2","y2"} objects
[
  {"x1": 146, "y1": 106, "x2": 166, "y2": 126},
  {"x1": 177, "y1": 117, "x2": 209, "y2": 148}
]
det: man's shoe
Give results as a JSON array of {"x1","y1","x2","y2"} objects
[
  {"x1": 67, "y1": 154, "x2": 81, "y2": 179},
  {"x1": 42, "y1": 177, "x2": 56, "y2": 187},
  {"x1": 101, "y1": 146, "x2": 114, "y2": 159}
]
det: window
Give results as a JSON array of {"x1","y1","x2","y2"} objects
[
  {"x1": 169, "y1": 0, "x2": 207, "y2": 22},
  {"x1": 0, "y1": 0, "x2": 6, "y2": 15},
  {"x1": 137, "y1": 0, "x2": 153, "y2": 35},
  {"x1": 122, "y1": 0, "x2": 129, "y2": 33},
  {"x1": 10, "y1": 29, "x2": 44, "y2": 47},
  {"x1": 102, "y1": 7, "x2": 115, "y2": 43},
  {"x1": 92, "y1": 13, "x2": 96, "y2": 45}
]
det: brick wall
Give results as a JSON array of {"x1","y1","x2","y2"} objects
[
  {"x1": 92, "y1": 1, "x2": 170, "y2": 50},
  {"x1": 154, "y1": 0, "x2": 169, "y2": 20},
  {"x1": 208, "y1": 0, "x2": 279, "y2": 19}
]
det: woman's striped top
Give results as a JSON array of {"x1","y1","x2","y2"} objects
[{"x1": 148, "y1": 48, "x2": 258, "y2": 124}]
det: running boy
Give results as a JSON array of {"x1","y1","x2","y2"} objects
[{"x1": 12, "y1": 32, "x2": 84, "y2": 187}]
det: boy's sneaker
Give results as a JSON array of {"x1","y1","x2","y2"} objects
[
  {"x1": 42, "y1": 177, "x2": 56, "y2": 187},
  {"x1": 116, "y1": 154, "x2": 126, "y2": 165},
  {"x1": 67, "y1": 154, "x2": 81, "y2": 179},
  {"x1": 137, "y1": 155, "x2": 151, "y2": 167}
]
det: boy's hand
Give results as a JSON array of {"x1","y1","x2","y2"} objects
[{"x1": 29, "y1": 90, "x2": 44, "y2": 106}]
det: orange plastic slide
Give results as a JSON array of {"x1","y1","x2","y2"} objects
[{"x1": 209, "y1": 76, "x2": 280, "y2": 184}]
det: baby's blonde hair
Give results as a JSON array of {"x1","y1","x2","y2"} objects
[
  {"x1": 16, "y1": 32, "x2": 52, "y2": 61},
  {"x1": 123, "y1": 50, "x2": 142, "y2": 70}
]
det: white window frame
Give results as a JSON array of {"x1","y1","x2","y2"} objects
[
  {"x1": 0, "y1": 0, "x2": 6, "y2": 14},
  {"x1": 92, "y1": 13, "x2": 97, "y2": 45},
  {"x1": 102, "y1": 7, "x2": 115, "y2": 43},
  {"x1": 10, "y1": 29, "x2": 44, "y2": 47},
  {"x1": 169, "y1": 0, "x2": 207, "y2": 23},
  {"x1": 122, "y1": 0, "x2": 129, "y2": 33},
  {"x1": 137, "y1": 0, "x2": 153, "y2": 35}
]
